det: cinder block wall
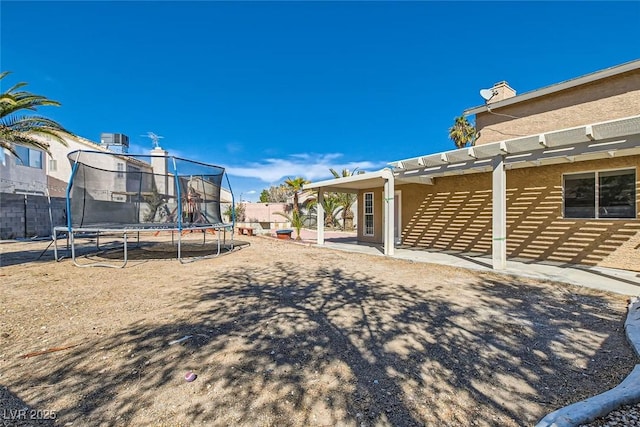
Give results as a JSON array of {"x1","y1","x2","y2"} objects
[{"x1": 0, "y1": 193, "x2": 66, "y2": 240}]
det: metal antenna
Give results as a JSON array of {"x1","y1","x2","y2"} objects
[{"x1": 141, "y1": 131, "x2": 164, "y2": 148}]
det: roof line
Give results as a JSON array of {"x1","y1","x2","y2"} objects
[
  {"x1": 304, "y1": 168, "x2": 393, "y2": 190},
  {"x1": 464, "y1": 59, "x2": 640, "y2": 115}
]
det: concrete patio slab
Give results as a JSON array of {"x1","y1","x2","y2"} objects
[{"x1": 316, "y1": 241, "x2": 640, "y2": 296}]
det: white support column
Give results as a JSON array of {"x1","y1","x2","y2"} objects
[
  {"x1": 317, "y1": 189, "x2": 325, "y2": 245},
  {"x1": 492, "y1": 155, "x2": 507, "y2": 269},
  {"x1": 382, "y1": 170, "x2": 395, "y2": 256}
]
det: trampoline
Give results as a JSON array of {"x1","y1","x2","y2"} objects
[{"x1": 53, "y1": 150, "x2": 235, "y2": 267}]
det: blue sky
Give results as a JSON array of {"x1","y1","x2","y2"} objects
[{"x1": 2, "y1": 1, "x2": 639, "y2": 201}]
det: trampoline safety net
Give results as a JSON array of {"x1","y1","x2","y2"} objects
[{"x1": 66, "y1": 150, "x2": 230, "y2": 230}]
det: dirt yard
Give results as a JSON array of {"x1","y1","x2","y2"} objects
[{"x1": 0, "y1": 233, "x2": 636, "y2": 426}]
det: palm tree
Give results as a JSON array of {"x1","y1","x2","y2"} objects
[
  {"x1": 284, "y1": 176, "x2": 310, "y2": 215},
  {"x1": 448, "y1": 115, "x2": 476, "y2": 149},
  {"x1": 307, "y1": 194, "x2": 343, "y2": 228},
  {"x1": 224, "y1": 202, "x2": 246, "y2": 222},
  {"x1": 0, "y1": 71, "x2": 74, "y2": 157},
  {"x1": 330, "y1": 167, "x2": 358, "y2": 230}
]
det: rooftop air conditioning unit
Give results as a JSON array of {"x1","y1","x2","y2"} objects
[{"x1": 100, "y1": 133, "x2": 130, "y2": 154}]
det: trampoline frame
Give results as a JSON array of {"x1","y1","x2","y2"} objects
[
  {"x1": 53, "y1": 223, "x2": 233, "y2": 268},
  {"x1": 56, "y1": 150, "x2": 236, "y2": 268}
]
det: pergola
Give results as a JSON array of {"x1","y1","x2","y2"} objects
[{"x1": 304, "y1": 115, "x2": 640, "y2": 269}]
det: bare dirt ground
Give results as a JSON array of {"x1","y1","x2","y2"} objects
[{"x1": 0, "y1": 233, "x2": 636, "y2": 427}]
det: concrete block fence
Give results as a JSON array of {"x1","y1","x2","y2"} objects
[{"x1": 0, "y1": 193, "x2": 66, "y2": 240}]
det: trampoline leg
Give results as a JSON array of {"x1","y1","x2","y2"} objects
[
  {"x1": 71, "y1": 233, "x2": 128, "y2": 268},
  {"x1": 71, "y1": 232, "x2": 78, "y2": 266},
  {"x1": 53, "y1": 233, "x2": 59, "y2": 261},
  {"x1": 177, "y1": 226, "x2": 224, "y2": 264},
  {"x1": 122, "y1": 232, "x2": 129, "y2": 268},
  {"x1": 53, "y1": 232, "x2": 70, "y2": 261}
]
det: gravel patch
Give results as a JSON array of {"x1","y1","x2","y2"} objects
[{"x1": 580, "y1": 402, "x2": 640, "y2": 426}]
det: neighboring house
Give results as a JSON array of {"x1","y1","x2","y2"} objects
[
  {"x1": 2, "y1": 134, "x2": 233, "y2": 201},
  {"x1": 0, "y1": 136, "x2": 152, "y2": 238},
  {"x1": 47, "y1": 134, "x2": 138, "y2": 197},
  {"x1": 305, "y1": 59, "x2": 640, "y2": 272},
  {"x1": 0, "y1": 145, "x2": 54, "y2": 239},
  {"x1": 0, "y1": 133, "x2": 142, "y2": 198},
  {"x1": 0, "y1": 136, "x2": 233, "y2": 238},
  {"x1": 0, "y1": 144, "x2": 48, "y2": 195}
]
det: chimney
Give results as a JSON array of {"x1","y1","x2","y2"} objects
[
  {"x1": 151, "y1": 146, "x2": 170, "y2": 197},
  {"x1": 488, "y1": 81, "x2": 516, "y2": 103}
]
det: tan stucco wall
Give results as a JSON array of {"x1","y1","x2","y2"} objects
[
  {"x1": 357, "y1": 188, "x2": 384, "y2": 244},
  {"x1": 392, "y1": 155, "x2": 640, "y2": 271},
  {"x1": 398, "y1": 175, "x2": 493, "y2": 254},
  {"x1": 475, "y1": 70, "x2": 640, "y2": 145}
]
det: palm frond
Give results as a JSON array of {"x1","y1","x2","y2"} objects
[
  {"x1": 0, "y1": 70, "x2": 74, "y2": 155},
  {"x1": 0, "y1": 134, "x2": 50, "y2": 155}
]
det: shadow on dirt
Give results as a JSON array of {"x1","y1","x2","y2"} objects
[
  {"x1": 7, "y1": 263, "x2": 635, "y2": 426},
  {"x1": 0, "y1": 385, "x2": 56, "y2": 426}
]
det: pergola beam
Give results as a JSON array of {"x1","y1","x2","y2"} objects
[
  {"x1": 383, "y1": 170, "x2": 395, "y2": 256},
  {"x1": 317, "y1": 189, "x2": 325, "y2": 245}
]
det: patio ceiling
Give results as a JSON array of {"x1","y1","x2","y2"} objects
[{"x1": 304, "y1": 170, "x2": 390, "y2": 193}]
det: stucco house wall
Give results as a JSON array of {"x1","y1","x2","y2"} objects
[
  {"x1": 394, "y1": 155, "x2": 639, "y2": 271},
  {"x1": 357, "y1": 187, "x2": 384, "y2": 244},
  {"x1": 47, "y1": 135, "x2": 106, "y2": 188},
  {"x1": 398, "y1": 174, "x2": 493, "y2": 254},
  {"x1": 475, "y1": 69, "x2": 640, "y2": 146},
  {"x1": 0, "y1": 148, "x2": 48, "y2": 195},
  {"x1": 505, "y1": 156, "x2": 639, "y2": 270}
]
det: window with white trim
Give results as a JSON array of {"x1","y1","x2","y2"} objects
[
  {"x1": 49, "y1": 159, "x2": 57, "y2": 172},
  {"x1": 563, "y1": 169, "x2": 636, "y2": 219},
  {"x1": 117, "y1": 162, "x2": 125, "y2": 178},
  {"x1": 364, "y1": 192, "x2": 374, "y2": 236}
]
